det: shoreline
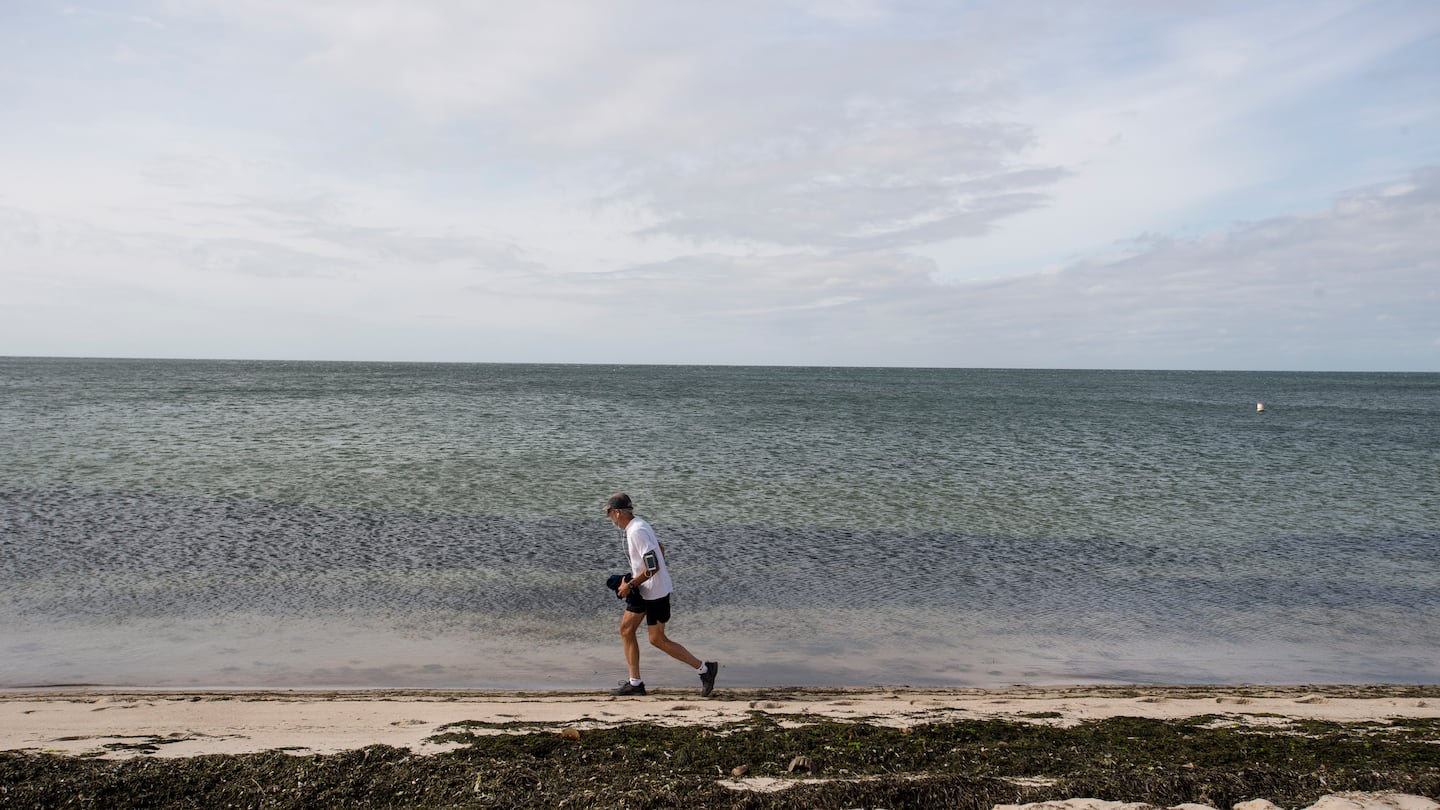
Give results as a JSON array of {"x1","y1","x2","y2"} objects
[{"x1": 5, "y1": 683, "x2": 1437, "y2": 759}]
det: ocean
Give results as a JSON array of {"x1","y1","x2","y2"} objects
[{"x1": 2, "y1": 358, "x2": 1437, "y2": 690}]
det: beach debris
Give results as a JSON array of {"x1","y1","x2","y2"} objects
[
  {"x1": 731, "y1": 764, "x2": 749, "y2": 777},
  {"x1": 1295, "y1": 694, "x2": 1330, "y2": 704},
  {"x1": 1215, "y1": 697, "x2": 1253, "y2": 705},
  {"x1": 558, "y1": 727, "x2": 580, "y2": 741},
  {"x1": 786, "y1": 755, "x2": 812, "y2": 773}
]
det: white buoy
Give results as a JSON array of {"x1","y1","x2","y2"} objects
[{"x1": 1257, "y1": 402, "x2": 1266, "y2": 413}]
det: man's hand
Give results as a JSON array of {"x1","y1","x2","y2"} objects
[{"x1": 620, "y1": 574, "x2": 644, "y2": 597}]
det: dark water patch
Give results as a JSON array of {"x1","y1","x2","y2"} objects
[
  {"x1": 0, "y1": 487, "x2": 608, "y2": 576},
  {"x1": 5, "y1": 486, "x2": 1439, "y2": 650}
]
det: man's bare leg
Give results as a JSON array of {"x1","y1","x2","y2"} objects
[
  {"x1": 620, "y1": 610, "x2": 645, "y2": 680},
  {"x1": 647, "y1": 622, "x2": 701, "y2": 669}
]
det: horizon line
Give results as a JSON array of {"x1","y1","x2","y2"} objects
[{"x1": 2, "y1": 354, "x2": 1435, "y2": 374}]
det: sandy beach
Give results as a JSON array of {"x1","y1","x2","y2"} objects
[
  {"x1": 4, "y1": 684, "x2": 1437, "y2": 759},
  {"x1": 4, "y1": 684, "x2": 1438, "y2": 808}
]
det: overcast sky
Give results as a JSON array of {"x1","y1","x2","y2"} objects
[{"x1": 2, "y1": 1, "x2": 1437, "y2": 370}]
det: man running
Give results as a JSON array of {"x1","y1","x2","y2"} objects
[{"x1": 604, "y1": 492, "x2": 718, "y2": 697}]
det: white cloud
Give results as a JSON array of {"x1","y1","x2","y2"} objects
[
  {"x1": 0, "y1": 1, "x2": 1436, "y2": 368},
  {"x1": 912, "y1": 168, "x2": 1440, "y2": 369},
  {"x1": 472, "y1": 167, "x2": 1437, "y2": 369},
  {"x1": 157, "y1": 0, "x2": 1068, "y2": 248},
  {"x1": 2, "y1": 157, "x2": 1435, "y2": 367},
  {"x1": 921, "y1": 0, "x2": 1440, "y2": 281}
]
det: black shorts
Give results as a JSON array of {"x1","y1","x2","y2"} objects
[{"x1": 625, "y1": 593, "x2": 672, "y2": 626}]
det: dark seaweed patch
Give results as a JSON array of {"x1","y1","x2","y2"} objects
[{"x1": 3, "y1": 716, "x2": 1438, "y2": 809}]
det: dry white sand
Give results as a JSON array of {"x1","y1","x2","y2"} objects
[
  {"x1": 994, "y1": 795, "x2": 1438, "y2": 810},
  {"x1": 3, "y1": 684, "x2": 1436, "y2": 759}
]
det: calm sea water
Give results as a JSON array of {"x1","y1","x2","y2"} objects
[{"x1": 2, "y1": 358, "x2": 1437, "y2": 690}]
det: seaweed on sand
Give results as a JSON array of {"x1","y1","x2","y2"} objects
[{"x1": 3, "y1": 715, "x2": 1437, "y2": 809}]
